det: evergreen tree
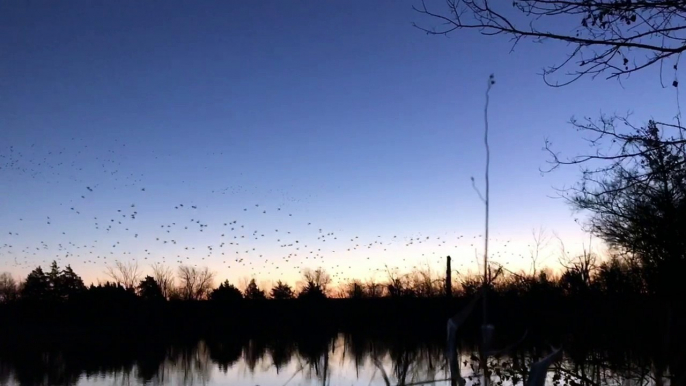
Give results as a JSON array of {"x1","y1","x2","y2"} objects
[
  {"x1": 137, "y1": 276, "x2": 165, "y2": 301},
  {"x1": 20, "y1": 267, "x2": 49, "y2": 301},
  {"x1": 210, "y1": 280, "x2": 243, "y2": 302},
  {"x1": 270, "y1": 280, "x2": 294, "y2": 300},
  {"x1": 47, "y1": 261, "x2": 61, "y2": 300},
  {"x1": 60, "y1": 265, "x2": 86, "y2": 300},
  {"x1": 243, "y1": 279, "x2": 266, "y2": 300}
]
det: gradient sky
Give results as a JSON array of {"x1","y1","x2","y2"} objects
[{"x1": 1, "y1": 1, "x2": 682, "y2": 288}]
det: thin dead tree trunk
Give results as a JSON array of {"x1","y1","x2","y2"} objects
[{"x1": 481, "y1": 74, "x2": 495, "y2": 386}]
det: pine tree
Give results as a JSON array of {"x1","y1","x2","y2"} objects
[
  {"x1": 20, "y1": 267, "x2": 49, "y2": 301},
  {"x1": 243, "y1": 279, "x2": 265, "y2": 300}
]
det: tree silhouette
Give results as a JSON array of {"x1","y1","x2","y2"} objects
[
  {"x1": 19, "y1": 262, "x2": 85, "y2": 302},
  {"x1": 58, "y1": 264, "x2": 85, "y2": 301},
  {"x1": 343, "y1": 280, "x2": 365, "y2": 299},
  {"x1": 47, "y1": 261, "x2": 61, "y2": 299},
  {"x1": 298, "y1": 268, "x2": 330, "y2": 300},
  {"x1": 595, "y1": 256, "x2": 645, "y2": 296},
  {"x1": 104, "y1": 260, "x2": 142, "y2": 290},
  {"x1": 150, "y1": 263, "x2": 174, "y2": 300},
  {"x1": 566, "y1": 120, "x2": 686, "y2": 298},
  {"x1": 0, "y1": 273, "x2": 17, "y2": 303},
  {"x1": 270, "y1": 280, "x2": 294, "y2": 300},
  {"x1": 385, "y1": 267, "x2": 410, "y2": 298},
  {"x1": 86, "y1": 282, "x2": 137, "y2": 304},
  {"x1": 177, "y1": 266, "x2": 215, "y2": 301},
  {"x1": 414, "y1": 0, "x2": 686, "y2": 85},
  {"x1": 210, "y1": 280, "x2": 243, "y2": 302},
  {"x1": 558, "y1": 239, "x2": 597, "y2": 296},
  {"x1": 20, "y1": 266, "x2": 50, "y2": 301},
  {"x1": 137, "y1": 276, "x2": 165, "y2": 301},
  {"x1": 298, "y1": 268, "x2": 331, "y2": 300},
  {"x1": 365, "y1": 279, "x2": 384, "y2": 298},
  {"x1": 243, "y1": 279, "x2": 266, "y2": 300}
]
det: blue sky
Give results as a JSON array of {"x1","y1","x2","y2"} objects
[{"x1": 0, "y1": 1, "x2": 681, "y2": 286}]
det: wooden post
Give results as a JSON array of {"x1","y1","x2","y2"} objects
[{"x1": 446, "y1": 255, "x2": 452, "y2": 298}]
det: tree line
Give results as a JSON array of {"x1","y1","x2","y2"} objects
[
  {"x1": 0, "y1": 261, "x2": 334, "y2": 304},
  {"x1": 0, "y1": 249, "x2": 663, "y2": 306}
]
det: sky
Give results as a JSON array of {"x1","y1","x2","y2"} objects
[{"x1": 1, "y1": 1, "x2": 682, "y2": 288}]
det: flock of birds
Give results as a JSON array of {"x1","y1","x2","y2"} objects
[{"x1": 1, "y1": 139, "x2": 537, "y2": 288}]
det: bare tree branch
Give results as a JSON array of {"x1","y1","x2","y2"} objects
[
  {"x1": 177, "y1": 265, "x2": 215, "y2": 301},
  {"x1": 151, "y1": 263, "x2": 175, "y2": 299},
  {"x1": 104, "y1": 260, "x2": 141, "y2": 290},
  {"x1": 414, "y1": 0, "x2": 686, "y2": 84}
]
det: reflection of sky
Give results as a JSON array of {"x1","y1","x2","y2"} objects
[
  {"x1": 62, "y1": 334, "x2": 648, "y2": 386},
  {"x1": 72, "y1": 335, "x2": 469, "y2": 386},
  {"x1": 2, "y1": 333, "x2": 655, "y2": 386},
  {"x1": 1, "y1": 1, "x2": 674, "y2": 285}
]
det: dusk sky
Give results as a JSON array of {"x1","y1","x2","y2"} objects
[{"x1": 1, "y1": 1, "x2": 681, "y2": 287}]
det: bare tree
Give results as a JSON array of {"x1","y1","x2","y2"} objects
[
  {"x1": 408, "y1": 263, "x2": 444, "y2": 297},
  {"x1": 545, "y1": 116, "x2": 686, "y2": 195},
  {"x1": 528, "y1": 227, "x2": 551, "y2": 275},
  {"x1": 104, "y1": 260, "x2": 141, "y2": 290},
  {"x1": 0, "y1": 272, "x2": 17, "y2": 303},
  {"x1": 550, "y1": 117, "x2": 686, "y2": 295},
  {"x1": 384, "y1": 265, "x2": 409, "y2": 297},
  {"x1": 177, "y1": 266, "x2": 215, "y2": 301},
  {"x1": 365, "y1": 277, "x2": 384, "y2": 298},
  {"x1": 298, "y1": 268, "x2": 332, "y2": 298},
  {"x1": 151, "y1": 263, "x2": 175, "y2": 299},
  {"x1": 557, "y1": 233, "x2": 598, "y2": 287},
  {"x1": 414, "y1": 0, "x2": 686, "y2": 85},
  {"x1": 343, "y1": 280, "x2": 366, "y2": 299}
]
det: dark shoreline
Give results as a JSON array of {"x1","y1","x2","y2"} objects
[{"x1": 0, "y1": 294, "x2": 678, "y2": 346}]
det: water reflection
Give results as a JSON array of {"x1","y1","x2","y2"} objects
[{"x1": 0, "y1": 333, "x2": 680, "y2": 386}]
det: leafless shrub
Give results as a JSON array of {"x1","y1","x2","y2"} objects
[
  {"x1": 177, "y1": 265, "x2": 215, "y2": 301},
  {"x1": 150, "y1": 263, "x2": 175, "y2": 299},
  {"x1": 0, "y1": 273, "x2": 18, "y2": 303},
  {"x1": 104, "y1": 260, "x2": 141, "y2": 290}
]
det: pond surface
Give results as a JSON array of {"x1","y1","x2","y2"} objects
[{"x1": 0, "y1": 332, "x2": 673, "y2": 386}]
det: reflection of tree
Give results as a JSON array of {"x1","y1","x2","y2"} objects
[
  {"x1": 342, "y1": 333, "x2": 370, "y2": 372},
  {"x1": 206, "y1": 339, "x2": 245, "y2": 373},
  {"x1": 10, "y1": 351, "x2": 81, "y2": 386},
  {"x1": 295, "y1": 333, "x2": 335, "y2": 384},
  {"x1": 133, "y1": 342, "x2": 168, "y2": 384},
  {"x1": 0, "y1": 331, "x2": 682, "y2": 385},
  {"x1": 167, "y1": 341, "x2": 212, "y2": 386},
  {"x1": 243, "y1": 338, "x2": 268, "y2": 372},
  {"x1": 267, "y1": 338, "x2": 295, "y2": 373}
]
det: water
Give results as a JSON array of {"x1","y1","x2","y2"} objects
[{"x1": 0, "y1": 333, "x2": 671, "y2": 386}]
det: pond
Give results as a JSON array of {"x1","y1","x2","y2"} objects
[{"x1": 0, "y1": 332, "x2": 671, "y2": 386}]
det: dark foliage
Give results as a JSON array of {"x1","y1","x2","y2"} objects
[
  {"x1": 298, "y1": 268, "x2": 330, "y2": 300},
  {"x1": 548, "y1": 118, "x2": 686, "y2": 299},
  {"x1": 20, "y1": 261, "x2": 85, "y2": 302},
  {"x1": 0, "y1": 300, "x2": 683, "y2": 386},
  {"x1": 137, "y1": 276, "x2": 165, "y2": 302},
  {"x1": 243, "y1": 279, "x2": 266, "y2": 300},
  {"x1": 270, "y1": 280, "x2": 294, "y2": 300},
  {"x1": 210, "y1": 280, "x2": 243, "y2": 302}
]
